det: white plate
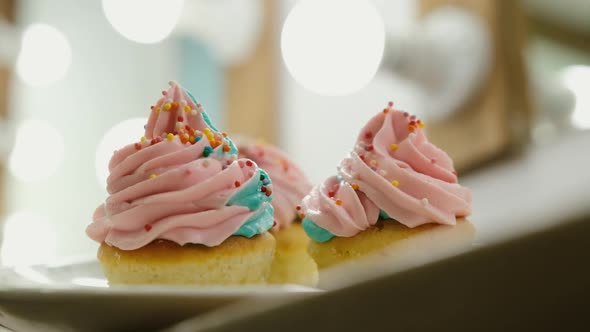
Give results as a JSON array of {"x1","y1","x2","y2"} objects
[{"x1": 0, "y1": 259, "x2": 319, "y2": 332}]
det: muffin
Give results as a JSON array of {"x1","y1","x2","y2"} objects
[
  {"x1": 87, "y1": 81, "x2": 276, "y2": 285},
  {"x1": 238, "y1": 141, "x2": 318, "y2": 286},
  {"x1": 301, "y1": 102, "x2": 473, "y2": 270}
]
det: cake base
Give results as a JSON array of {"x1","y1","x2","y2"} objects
[
  {"x1": 268, "y1": 223, "x2": 318, "y2": 286},
  {"x1": 98, "y1": 233, "x2": 276, "y2": 285},
  {"x1": 309, "y1": 218, "x2": 475, "y2": 269}
]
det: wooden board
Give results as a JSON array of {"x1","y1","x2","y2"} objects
[
  {"x1": 0, "y1": 0, "x2": 15, "y2": 118},
  {"x1": 419, "y1": 0, "x2": 533, "y2": 172},
  {"x1": 225, "y1": 0, "x2": 277, "y2": 144},
  {"x1": 0, "y1": 0, "x2": 14, "y2": 219}
]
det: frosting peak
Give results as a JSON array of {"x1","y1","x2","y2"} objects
[
  {"x1": 302, "y1": 103, "x2": 472, "y2": 242},
  {"x1": 88, "y1": 81, "x2": 274, "y2": 250}
]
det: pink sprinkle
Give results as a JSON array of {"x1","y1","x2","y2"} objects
[
  {"x1": 388, "y1": 101, "x2": 393, "y2": 107},
  {"x1": 431, "y1": 158, "x2": 436, "y2": 164},
  {"x1": 144, "y1": 224, "x2": 152, "y2": 231},
  {"x1": 248, "y1": 171, "x2": 254, "y2": 177},
  {"x1": 185, "y1": 169, "x2": 192, "y2": 175},
  {"x1": 238, "y1": 160, "x2": 245, "y2": 168},
  {"x1": 410, "y1": 115, "x2": 416, "y2": 120},
  {"x1": 162, "y1": 90, "x2": 167, "y2": 96},
  {"x1": 403, "y1": 112, "x2": 409, "y2": 117}
]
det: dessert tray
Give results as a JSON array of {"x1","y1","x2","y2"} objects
[{"x1": 0, "y1": 258, "x2": 318, "y2": 331}]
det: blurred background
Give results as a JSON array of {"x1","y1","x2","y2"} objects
[{"x1": 0, "y1": 0, "x2": 588, "y2": 266}]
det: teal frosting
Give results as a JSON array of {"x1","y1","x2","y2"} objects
[
  {"x1": 186, "y1": 88, "x2": 239, "y2": 158},
  {"x1": 185, "y1": 88, "x2": 219, "y2": 130},
  {"x1": 233, "y1": 204, "x2": 274, "y2": 238},
  {"x1": 302, "y1": 217, "x2": 335, "y2": 242},
  {"x1": 228, "y1": 169, "x2": 271, "y2": 210},
  {"x1": 379, "y1": 210, "x2": 391, "y2": 220},
  {"x1": 185, "y1": 87, "x2": 270, "y2": 238},
  {"x1": 302, "y1": 210, "x2": 394, "y2": 243},
  {"x1": 229, "y1": 168, "x2": 274, "y2": 237}
]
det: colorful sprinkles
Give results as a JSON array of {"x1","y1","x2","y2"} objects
[
  {"x1": 202, "y1": 146, "x2": 213, "y2": 157},
  {"x1": 297, "y1": 101, "x2": 437, "y2": 220}
]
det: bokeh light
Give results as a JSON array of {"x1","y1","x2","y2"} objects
[
  {"x1": 16, "y1": 24, "x2": 72, "y2": 87},
  {"x1": 281, "y1": 0, "x2": 385, "y2": 96},
  {"x1": 9, "y1": 119, "x2": 65, "y2": 182},
  {"x1": 561, "y1": 65, "x2": 590, "y2": 129},
  {"x1": 102, "y1": 0, "x2": 184, "y2": 44}
]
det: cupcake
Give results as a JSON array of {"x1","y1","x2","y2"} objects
[
  {"x1": 238, "y1": 141, "x2": 317, "y2": 286},
  {"x1": 87, "y1": 81, "x2": 276, "y2": 285},
  {"x1": 301, "y1": 102, "x2": 473, "y2": 270}
]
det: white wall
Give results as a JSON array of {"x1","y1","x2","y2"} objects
[{"x1": 3, "y1": 0, "x2": 178, "y2": 264}]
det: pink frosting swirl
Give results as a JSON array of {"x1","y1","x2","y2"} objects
[
  {"x1": 302, "y1": 104, "x2": 471, "y2": 238},
  {"x1": 86, "y1": 82, "x2": 273, "y2": 250},
  {"x1": 238, "y1": 142, "x2": 312, "y2": 228}
]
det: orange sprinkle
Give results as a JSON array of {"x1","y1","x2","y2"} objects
[
  {"x1": 300, "y1": 213, "x2": 306, "y2": 219},
  {"x1": 335, "y1": 199, "x2": 342, "y2": 205},
  {"x1": 171, "y1": 102, "x2": 179, "y2": 110},
  {"x1": 351, "y1": 183, "x2": 359, "y2": 190},
  {"x1": 222, "y1": 132, "x2": 228, "y2": 137},
  {"x1": 223, "y1": 144, "x2": 231, "y2": 152},
  {"x1": 383, "y1": 108, "x2": 389, "y2": 114},
  {"x1": 189, "y1": 135, "x2": 196, "y2": 143}
]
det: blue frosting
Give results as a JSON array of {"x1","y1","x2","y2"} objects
[
  {"x1": 185, "y1": 87, "x2": 270, "y2": 238},
  {"x1": 302, "y1": 217, "x2": 335, "y2": 242},
  {"x1": 186, "y1": 88, "x2": 239, "y2": 158},
  {"x1": 303, "y1": 210, "x2": 394, "y2": 242},
  {"x1": 379, "y1": 210, "x2": 391, "y2": 220},
  {"x1": 229, "y1": 169, "x2": 274, "y2": 237},
  {"x1": 185, "y1": 88, "x2": 219, "y2": 131},
  {"x1": 228, "y1": 169, "x2": 271, "y2": 210},
  {"x1": 233, "y1": 204, "x2": 275, "y2": 238}
]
